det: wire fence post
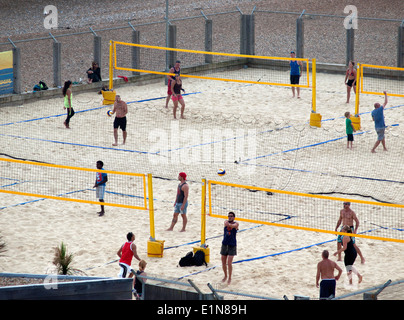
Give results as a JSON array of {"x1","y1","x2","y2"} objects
[
  {"x1": 8, "y1": 38, "x2": 21, "y2": 94},
  {"x1": 296, "y1": 10, "x2": 305, "y2": 58},
  {"x1": 398, "y1": 21, "x2": 404, "y2": 68}
]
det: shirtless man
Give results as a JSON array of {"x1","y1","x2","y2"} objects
[
  {"x1": 335, "y1": 202, "x2": 365, "y2": 263},
  {"x1": 316, "y1": 250, "x2": 342, "y2": 299},
  {"x1": 111, "y1": 95, "x2": 128, "y2": 146}
]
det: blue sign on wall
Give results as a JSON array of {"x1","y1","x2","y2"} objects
[{"x1": 0, "y1": 51, "x2": 13, "y2": 95}]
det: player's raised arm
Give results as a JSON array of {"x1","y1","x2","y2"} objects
[{"x1": 382, "y1": 91, "x2": 388, "y2": 108}]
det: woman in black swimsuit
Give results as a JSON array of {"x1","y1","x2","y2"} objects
[
  {"x1": 170, "y1": 74, "x2": 186, "y2": 119},
  {"x1": 334, "y1": 225, "x2": 363, "y2": 285}
]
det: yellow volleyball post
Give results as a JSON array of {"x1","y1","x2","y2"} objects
[
  {"x1": 193, "y1": 178, "x2": 210, "y2": 263},
  {"x1": 147, "y1": 173, "x2": 165, "y2": 257},
  {"x1": 352, "y1": 63, "x2": 361, "y2": 131},
  {"x1": 102, "y1": 40, "x2": 116, "y2": 105},
  {"x1": 109, "y1": 40, "x2": 114, "y2": 90},
  {"x1": 309, "y1": 58, "x2": 322, "y2": 127}
]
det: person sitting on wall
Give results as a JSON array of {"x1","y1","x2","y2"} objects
[{"x1": 87, "y1": 61, "x2": 102, "y2": 83}]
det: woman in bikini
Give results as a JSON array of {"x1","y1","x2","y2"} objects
[
  {"x1": 345, "y1": 61, "x2": 357, "y2": 103},
  {"x1": 171, "y1": 74, "x2": 186, "y2": 119}
]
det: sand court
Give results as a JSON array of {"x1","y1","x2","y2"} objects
[{"x1": 1, "y1": 69, "x2": 404, "y2": 299}]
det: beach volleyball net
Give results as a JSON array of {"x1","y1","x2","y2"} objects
[
  {"x1": 360, "y1": 64, "x2": 404, "y2": 98},
  {"x1": 0, "y1": 157, "x2": 148, "y2": 211},
  {"x1": 110, "y1": 41, "x2": 313, "y2": 90},
  {"x1": 205, "y1": 179, "x2": 404, "y2": 244}
]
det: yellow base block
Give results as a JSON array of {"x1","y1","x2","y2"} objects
[
  {"x1": 310, "y1": 113, "x2": 322, "y2": 128},
  {"x1": 351, "y1": 116, "x2": 361, "y2": 131},
  {"x1": 147, "y1": 240, "x2": 165, "y2": 258},
  {"x1": 102, "y1": 90, "x2": 116, "y2": 105},
  {"x1": 193, "y1": 246, "x2": 210, "y2": 263}
]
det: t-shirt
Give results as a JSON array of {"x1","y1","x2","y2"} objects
[
  {"x1": 371, "y1": 107, "x2": 385, "y2": 129},
  {"x1": 96, "y1": 168, "x2": 107, "y2": 186},
  {"x1": 346, "y1": 118, "x2": 353, "y2": 135}
]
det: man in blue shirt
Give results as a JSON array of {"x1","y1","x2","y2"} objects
[
  {"x1": 93, "y1": 160, "x2": 108, "y2": 216},
  {"x1": 371, "y1": 91, "x2": 388, "y2": 153},
  {"x1": 290, "y1": 51, "x2": 303, "y2": 98}
]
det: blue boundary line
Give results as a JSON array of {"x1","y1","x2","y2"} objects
[
  {"x1": 1, "y1": 95, "x2": 402, "y2": 159},
  {"x1": 240, "y1": 162, "x2": 404, "y2": 185},
  {"x1": 155, "y1": 104, "x2": 404, "y2": 155},
  {"x1": 176, "y1": 227, "x2": 383, "y2": 280},
  {"x1": 3, "y1": 181, "x2": 400, "y2": 273},
  {"x1": 0, "y1": 188, "x2": 148, "y2": 210},
  {"x1": 241, "y1": 123, "x2": 399, "y2": 163},
  {"x1": 0, "y1": 133, "x2": 157, "y2": 155},
  {"x1": 0, "y1": 189, "x2": 90, "y2": 210},
  {"x1": 0, "y1": 92, "x2": 201, "y2": 127}
]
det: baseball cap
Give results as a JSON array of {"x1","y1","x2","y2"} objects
[{"x1": 179, "y1": 172, "x2": 187, "y2": 180}]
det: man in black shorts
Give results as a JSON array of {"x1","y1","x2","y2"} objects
[
  {"x1": 290, "y1": 51, "x2": 303, "y2": 98},
  {"x1": 111, "y1": 95, "x2": 128, "y2": 146},
  {"x1": 316, "y1": 250, "x2": 342, "y2": 299},
  {"x1": 220, "y1": 212, "x2": 239, "y2": 284}
]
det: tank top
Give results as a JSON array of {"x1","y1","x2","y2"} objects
[
  {"x1": 173, "y1": 82, "x2": 182, "y2": 95},
  {"x1": 134, "y1": 270, "x2": 144, "y2": 293},
  {"x1": 64, "y1": 92, "x2": 72, "y2": 108},
  {"x1": 290, "y1": 61, "x2": 301, "y2": 76},
  {"x1": 119, "y1": 241, "x2": 133, "y2": 265},
  {"x1": 171, "y1": 67, "x2": 181, "y2": 80},
  {"x1": 345, "y1": 237, "x2": 356, "y2": 256},
  {"x1": 222, "y1": 224, "x2": 237, "y2": 246},
  {"x1": 176, "y1": 182, "x2": 187, "y2": 203}
]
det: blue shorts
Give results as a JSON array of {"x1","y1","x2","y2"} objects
[
  {"x1": 174, "y1": 202, "x2": 188, "y2": 214},
  {"x1": 376, "y1": 128, "x2": 385, "y2": 141},
  {"x1": 337, "y1": 226, "x2": 355, "y2": 243}
]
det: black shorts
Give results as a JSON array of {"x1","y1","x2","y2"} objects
[
  {"x1": 114, "y1": 116, "x2": 127, "y2": 131},
  {"x1": 319, "y1": 279, "x2": 336, "y2": 300},
  {"x1": 346, "y1": 79, "x2": 356, "y2": 87},
  {"x1": 347, "y1": 134, "x2": 354, "y2": 141},
  {"x1": 290, "y1": 75, "x2": 300, "y2": 85},
  {"x1": 220, "y1": 244, "x2": 237, "y2": 256}
]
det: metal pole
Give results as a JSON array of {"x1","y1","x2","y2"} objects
[
  {"x1": 201, "y1": 178, "x2": 207, "y2": 246},
  {"x1": 355, "y1": 63, "x2": 361, "y2": 116},
  {"x1": 148, "y1": 173, "x2": 156, "y2": 241},
  {"x1": 109, "y1": 41, "x2": 113, "y2": 90},
  {"x1": 311, "y1": 58, "x2": 316, "y2": 113},
  {"x1": 165, "y1": 0, "x2": 169, "y2": 85}
]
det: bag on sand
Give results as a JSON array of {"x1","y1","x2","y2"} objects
[
  {"x1": 193, "y1": 250, "x2": 207, "y2": 267},
  {"x1": 179, "y1": 251, "x2": 194, "y2": 267}
]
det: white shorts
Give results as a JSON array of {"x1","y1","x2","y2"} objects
[
  {"x1": 96, "y1": 185, "x2": 106, "y2": 200},
  {"x1": 118, "y1": 262, "x2": 134, "y2": 278}
]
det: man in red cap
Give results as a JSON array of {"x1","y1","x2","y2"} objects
[{"x1": 167, "y1": 172, "x2": 189, "y2": 232}]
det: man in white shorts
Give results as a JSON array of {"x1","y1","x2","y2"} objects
[
  {"x1": 93, "y1": 160, "x2": 108, "y2": 216},
  {"x1": 117, "y1": 232, "x2": 141, "y2": 278}
]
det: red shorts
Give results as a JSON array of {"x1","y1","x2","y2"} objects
[
  {"x1": 171, "y1": 94, "x2": 183, "y2": 102},
  {"x1": 167, "y1": 79, "x2": 172, "y2": 95}
]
